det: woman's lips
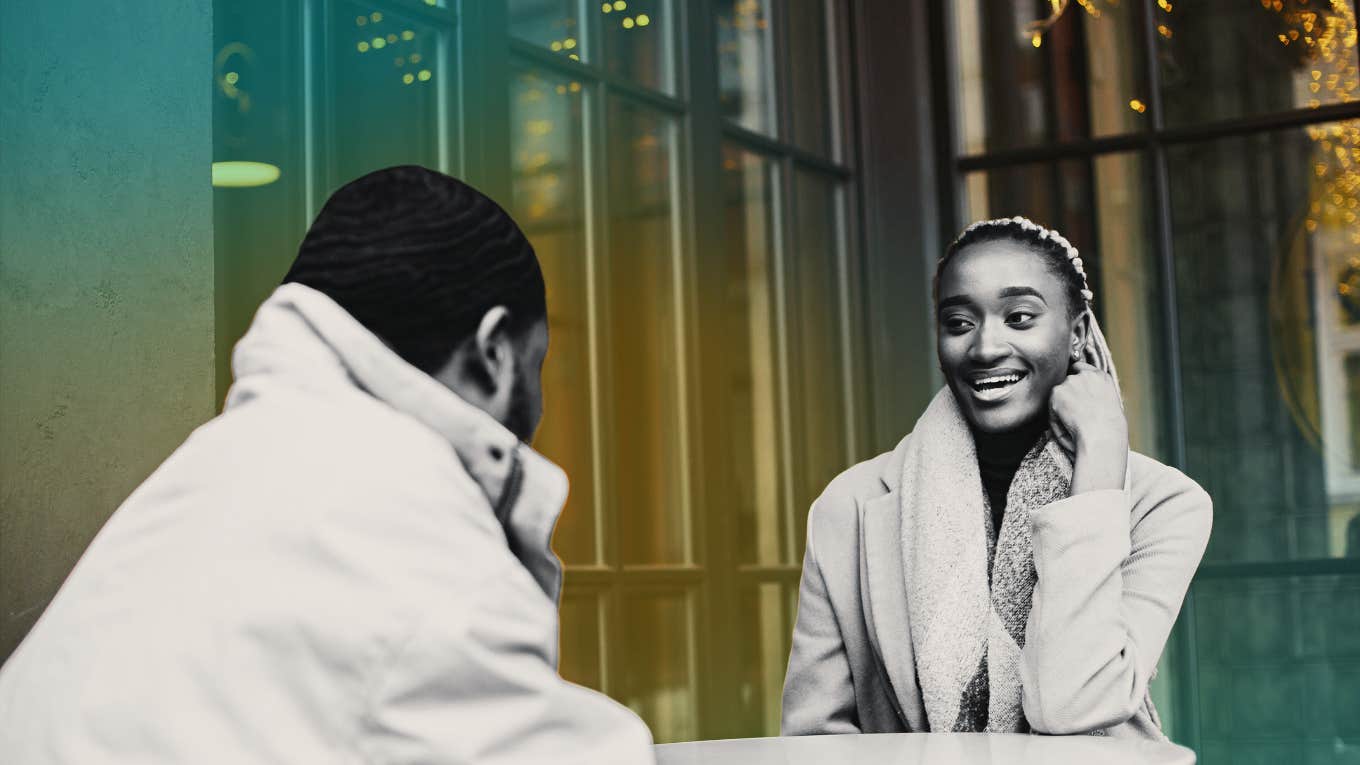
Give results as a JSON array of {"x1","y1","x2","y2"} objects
[{"x1": 968, "y1": 371, "x2": 1027, "y2": 403}]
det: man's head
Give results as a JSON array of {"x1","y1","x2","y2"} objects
[{"x1": 283, "y1": 166, "x2": 548, "y2": 443}]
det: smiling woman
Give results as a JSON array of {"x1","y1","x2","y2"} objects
[{"x1": 781, "y1": 216, "x2": 1213, "y2": 741}]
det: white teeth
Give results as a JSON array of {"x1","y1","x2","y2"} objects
[{"x1": 976, "y1": 374, "x2": 1020, "y2": 386}]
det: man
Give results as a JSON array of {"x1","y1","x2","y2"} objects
[{"x1": 0, "y1": 166, "x2": 654, "y2": 763}]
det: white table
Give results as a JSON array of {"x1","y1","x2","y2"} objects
[{"x1": 655, "y1": 732, "x2": 1196, "y2": 765}]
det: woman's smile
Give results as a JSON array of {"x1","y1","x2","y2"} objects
[{"x1": 965, "y1": 368, "x2": 1030, "y2": 403}]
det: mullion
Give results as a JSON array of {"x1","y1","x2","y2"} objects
[
  {"x1": 1136, "y1": 0, "x2": 1196, "y2": 753},
  {"x1": 510, "y1": 39, "x2": 688, "y2": 115},
  {"x1": 722, "y1": 121, "x2": 854, "y2": 178},
  {"x1": 956, "y1": 101, "x2": 1360, "y2": 171},
  {"x1": 360, "y1": 0, "x2": 456, "y2": 26}
]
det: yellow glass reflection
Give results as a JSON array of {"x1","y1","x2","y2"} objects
[
  {"x1": 618, "y1": 591, "x2": 696, "y2": 743},
  {"x1": 716, "y1": 0, "x2": 777, "y2": 135},
  {"x1": 508, "y1": 0, "x2": 584, "y2": 60},
  {"x1": 606, "y1": 99, "x2": 687, "y2": 566},
  {"x1": 510, "y1": 68, "x2": 597, "y2": 566},
  {"x1": 790, "y1": 171, "x2": 850, "y2": 517},
  {"x1": 721, "y1": 146, "x2": 784, "y2": 565},
  {"x1": 603, "y1": 0, "x2": 672, "y2": 93}
]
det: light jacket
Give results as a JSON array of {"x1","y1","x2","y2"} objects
[
  {"x1": 781, "y1": 424, "x2": 1212, "y2": 739},
  {"x1": 0, "y1": 284, "x2": 654, "y2": 764}
]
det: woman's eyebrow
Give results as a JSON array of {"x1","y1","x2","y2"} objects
[
  {"x1": 998, "y1": 286, "x2": 1048, "y2": 303},
  {"x1": 938, "y1": 295, "x2": 973, "y2": 311}
]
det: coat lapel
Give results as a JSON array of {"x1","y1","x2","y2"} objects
[{"x1": 858, "y1": 438, "x2": 927, "y2": 731}]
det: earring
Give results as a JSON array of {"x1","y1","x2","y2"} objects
[{"x1": 1071, "y1": 347, "x2": 1082, "y2": 361}]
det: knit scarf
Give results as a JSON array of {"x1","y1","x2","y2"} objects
[{"x1": 900, "y1": 387, "x2": 1073, "y2": 732}]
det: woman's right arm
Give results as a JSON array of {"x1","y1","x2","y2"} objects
[{"x1": 781, "y1": 508, "x2": 860, "y2": 735}]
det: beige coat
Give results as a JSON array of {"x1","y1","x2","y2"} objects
[
  {"x1": 0, "y1": 285, "x2": 653, "y2": 764},
  {"x1": 781, "y1": 430, "x2": 1212, "y2": 739}
]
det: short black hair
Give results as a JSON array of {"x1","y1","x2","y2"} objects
[{"x1": 283, "y1": 166, "x2": 546, "y2": 374}]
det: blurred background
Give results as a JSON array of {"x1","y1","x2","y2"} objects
[{"x1": 3, "y1": 0, "x2": 1360, "y2": 761}]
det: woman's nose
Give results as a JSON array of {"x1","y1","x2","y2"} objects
[{"x1": 967, "y1": 320, "x2": 1008, "y2": 364}]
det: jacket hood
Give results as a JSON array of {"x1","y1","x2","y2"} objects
[{"x1": 225, "y1": 282, "x2": 569, "y2": 600}]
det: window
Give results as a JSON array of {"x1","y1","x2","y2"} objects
[
  {"x1": 215, "y1": 0, "x2": 866, "y2": 743},
  {"x1": 942, "y1": 1, "x2": 1360, "y2": 759},
  {"x1": 504, "y1": 0, "x2": 864, "y2": 741}
]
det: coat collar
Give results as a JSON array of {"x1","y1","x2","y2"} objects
[{"x1": 226, "y1": 283, "x2": 568, "y2": 601}]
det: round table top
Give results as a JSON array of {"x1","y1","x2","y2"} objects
[{"x1": 655, "y1": 733, "x2": 1195, "y2": 765}]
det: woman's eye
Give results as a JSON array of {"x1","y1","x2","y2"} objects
[
  {"x1": 1006, "y1": 311, "x2": 1035, "y2": 326},
  {"x1": 943, "y1": 317, "x2": 974, "y2": 332}
]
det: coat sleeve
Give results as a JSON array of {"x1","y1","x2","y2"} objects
[
  {"x1": 1020, "y1": 462, "x2": 1212, "y2": 734},
  {"x1": 782, "y1": 503, "x2": 861, "y2": 735},
  {"x1": 361, "y1": 565, "x2": 655, "y2": 765}
]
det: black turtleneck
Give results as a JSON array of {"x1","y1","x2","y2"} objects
[{"x1": 973, "y1": 417, "x2": 1048, "y2": 534}]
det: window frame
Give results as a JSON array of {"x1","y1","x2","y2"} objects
[{"x1": 928, "y1": 0, "x2": 1360, "y2": 752}]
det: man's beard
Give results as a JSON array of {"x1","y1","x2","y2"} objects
[{"x1": 502, "y1": 369, "x2": 537, "y2": 445}]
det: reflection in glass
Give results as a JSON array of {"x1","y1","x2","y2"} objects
[
  {"x1": 789, "y1": 171, "x2": 848, "y2": 517},
  {"x1": 606, "y1": 100, "x2": 687, "y2": 565},
  {"x1": 716, "y1": 0, "x2": 776, "y2": 135},
  {"x1": 331, "y1": 3, "x2": 446, "y2": 186},
  {"x1": 731, "y1": 582, "x2": 794, "y2": 735},
  {"x1": 214, "y1": 0, "x2": 308, "y2": 399},
  {"x1": 559, "y1": 592, "x2": 604, "y2": 690},
  {"x1": 963, "y1": 154, "x2": 1165, "y2": 460},
  {"x1": 510, "y1": 67, "x2": 597, "y2": 566},
  {"x1": 951, "y1": 0, "x2": 1147, "y2": 155},
  {"x1": 603, "y1": 0, "x2": 673, "y2": 94},
  {"x1": 1169, "y1": 127, "x2": 1360, "y2": 564},
  {"x1": 1158, "y1": 0, "x2": 1357, "y2": 127},
  {"x1": 1193, "y1": 575, "x2": 1360, "y2": 762},
  {"x1": 786, "y1": 0, "x2": 833, "y2": 156},
  {"x1": 618, "y1": 590, "x2": 696, "y2": 743},
  {"x1": 719, "y1": 146, "x2": 784, "y2": 565},
  {"x1": 508, "y1": 0, "x2": 585, "y2": 61}
]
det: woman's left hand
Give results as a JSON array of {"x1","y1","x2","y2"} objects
[{"x1": 1049, "y1": 361, "x2": 1128, "y2": 494}]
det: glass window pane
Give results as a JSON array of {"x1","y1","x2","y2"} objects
[
  {"x1": 509, "y1": 0, "x2": 586, "y2": 62},
  {"x1": 331, "y1": 3, "x2": 448, "y2": 184},
  {"x1": 789, "y1": 171, "x2": 848, "y2": 517},
  {"x1": 951, "y1": 0, "x2": 1148, "y2": 155},
  {"x1": 617, "y1": 590, "x2": 696, "y2": 743},
  {"x1": 786, "y1": 0, "x2": 834, "y2": 157},
  {"x1": 1193, "y1": 575, "x2": 1360, "y2": 762},
  {"x1": 719, "y1": 146, "x2": 784, "y2": 565},
  {"x1": 716, "y1": 0, "x2": 777, "y2": 135},
  {"x1": 963, "y1": 153, "x2": 1167, "y2": 460},
  {"x1": 728, "y1": 582, "x2": 794, "y2": 736},
  {"x1": 214, "y1": 0, "x2": 308, "y2": 396},
  {"x1": 1158, "y1": 1, "x2": 1356, "y2": 127},
  {"x1": 559, "y1": 591, "x2": 604, "y2": 690},
  {"x1": 602, "y1": 0, "x2": 674, "y2": 94},
  {"x1": 510, "y1": 67, "x2": 598, "y2": 566},
  {"x1": 1168, "y1": 125, "x2": 1360, "y2": 563},
  {"x1": 606, "y1": 99, "x2": 687, "y2": 565}
]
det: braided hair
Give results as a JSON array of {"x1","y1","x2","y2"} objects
[
  {"x1": 934, "y1": 215, "x2": 1121, "y2": 396},
  {"x1": 284, "y1": 166, "x2": 547, "y2": 375}
]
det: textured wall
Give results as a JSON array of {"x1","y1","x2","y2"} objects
[{"x1": 1, "y1": 1, "x2": 215, "y2": 659}]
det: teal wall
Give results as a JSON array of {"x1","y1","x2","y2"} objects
[{"x1": 0, "y1": 0, "x2": 216, "y2": 658}]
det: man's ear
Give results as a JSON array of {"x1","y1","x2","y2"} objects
[{"x1": 469, "y1": 306, "x2": 514, "y2": 392}]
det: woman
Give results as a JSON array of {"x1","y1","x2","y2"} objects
[{"x1": 781, "y1": 216, "x2": 1211, "y2": 739}]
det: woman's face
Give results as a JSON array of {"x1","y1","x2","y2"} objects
[{"x1": 936, "y1": 240, "x2": 1085, "y2": 434}]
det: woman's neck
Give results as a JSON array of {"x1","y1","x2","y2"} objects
[{"x1": 973, "y1": 416, "x2": 1048, "y2": 468}]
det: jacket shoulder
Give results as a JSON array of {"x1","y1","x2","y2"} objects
[
  {"x1": 1127, "y1": 450, "x2": 1213, "y2": 535},
  {"x1": 806, "y1": 444, "x2": 900, "y2": 546}
]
